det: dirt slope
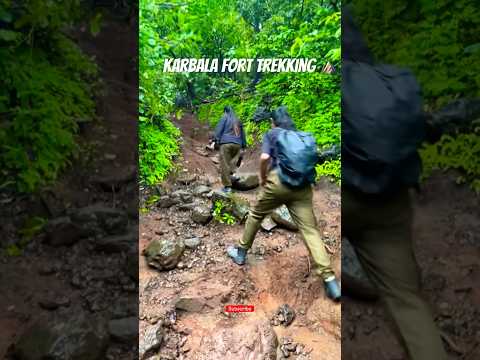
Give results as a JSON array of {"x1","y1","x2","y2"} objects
[{"x1": 139, "y1": 113, "x2": 341, "y2": 359}]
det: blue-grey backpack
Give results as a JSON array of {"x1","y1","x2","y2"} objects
[
  {"x1": 342, "y1": 60, "x2": 426, "y2": 194},
  {"x1": 276, "y1": 130, "x2": 319, "y2": 188}
]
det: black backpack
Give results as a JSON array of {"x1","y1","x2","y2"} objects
[
  {"x1": 276, "y1": 130, "x2": 319, "y2": 188},
  {"x1": 342, "y1": 61, "x2": 425, "y2": 194}
]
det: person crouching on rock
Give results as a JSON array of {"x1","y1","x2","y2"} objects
[
  {"x1": 214, "y1": 106, "x2": 246, "y2": 193},
  {"x1": 226, "y1": 106, "x2": 341, "y2": 302}
]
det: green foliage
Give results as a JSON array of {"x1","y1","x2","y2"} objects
[
  {"x1": 213, "y1": 200, "x2": 236, "y2": 225},
  {"x1": 316, "y1": 159, "x2": 341, "y2": 184},
  {"x1": 420, "y1": 133, "x2": 480, "y2": 193},
  {"x1": 0, "y1": 0, "x2": 98, "y2": 192},
  {"x1": 350, "y1": 0, "x2": 480, "y2": 190}
]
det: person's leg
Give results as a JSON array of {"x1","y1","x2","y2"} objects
[
  {"x1": 343, "y1": 189, "x2": 447, "y2": 360},
  {"x1": 219, "y1": 144, "x2": 234, "y2": 187},
  {"x1": 286, "y1": 187, "x2": 335, "y2": 281},
  {"x1": 239, "y1": 172, "x2": 286, "y2": 250}
]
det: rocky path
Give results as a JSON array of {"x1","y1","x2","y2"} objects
[
  {"x1": 0, "y1": 12, "x2": 138, "y2": 359},
  {"x1": 139, "y1": 113, "x2": 341, "y2": 359}
]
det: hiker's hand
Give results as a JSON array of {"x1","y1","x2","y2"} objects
[{"x1": 260, "y1": 176, "x2": 267, "y2": 187}]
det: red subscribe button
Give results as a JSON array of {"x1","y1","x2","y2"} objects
[{"x1": 225, "y1": 304, "x2": 255, "y2": 313}]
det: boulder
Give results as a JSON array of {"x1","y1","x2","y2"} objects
[
  {"x1": 191, "y1": 206, "x2": 212, "y2": 225},
  {"x1": 70, "y1": 205, "x2": 128, "y2": 235},
  {"x1": 231, "y1": 173, "x2": 259, "y2": 191},
  {"x1": 95, "y1": 230, "x2": 136, "y2": 253},
  {"x1": 212, "y1": 192, "x2": 250, "y2": 222},
  {"x1": 271, "y1": 205, "x2": 298, "y2": 231},
  {"x1": 139, "y1": 323, "x2": 164, "y2": 360},
  {"x1": 193, "y1": 185, "x2": 212, "y2": 196},
  {"x1": 157, "y1": 195, "x2": 179, "y2": 209},
  {"x1": 171, "y1": 190, "x2": 194, "y2": 203},
  {"x1": 45, "y1": 217, "x2": 84, "y2": 247},
  {"x1": 184, "y1": 236, "x2": 202, "y2": 250},
  {"x1": 13, "y1": 309, "x2": 108, "y2": 360},
  {"x1": 91, "y1": 165, "x2": 136, "y2": 192},
  {"x1": 195, "y1": 320, "x2": 277, "y2": 359},
  {"x1": 108, "y1": 317, "x2": 138, "y2": 343},
  {"x1": 143, "y1": 238, "x2": 185, "y2": 271},
  {"x1": 261, "y1": 216, "x2": 277, "y2": 232}
]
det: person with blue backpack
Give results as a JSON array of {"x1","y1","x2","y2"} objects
[
  {"x1": 214, "y1": 106, "x2": 247, "y2": 193},
  {"x1": 226, "y1": 106, "x2": 341, "y2": 302},
  {"x1": 341, "y1": 5, "x2": 447, "y2": 359}
]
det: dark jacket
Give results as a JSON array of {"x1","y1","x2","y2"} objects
[{"x1": 214, "y1": 115, "x2": 246, "y2": 148}]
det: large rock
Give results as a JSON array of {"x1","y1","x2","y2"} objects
[
  {"x1": 261, "y1": 216, "x2": 277, "y2": 232},
  {"x1": 212, "y1": 191, "x2": 250, "y2": 222},
  {"x1": 191, "y1": 206, "x2": 212, "y2": 225},
  {"x1": 342, "y1": 237, "x2": 379, "y2": 300},
  {"x1": 175, "y1": 279, "x2": 234, "y2": 314},
  {"x1": 231, "y1": 173, "x2": 259, "y2": 191},
  {"x1": 45, "y1": 217, "x2": 84, "y2": 246},
  {"x1": 143, "y1": 238, "x2": 185, "y2": 271},
  {"x1": 271, "y1": 205, "x2": 298, "y2": 231},
  {"x1": 157, "y1": 195, "x2": 180, "y2": 209},
  {"x1": 184, "y1": 236, "x2": 202, "y2": 249},
  {"x1": 70, "y1": 205, "x2": 128, "y2": 235},
  {"x1": 91, "y1": 165, "x2": 136, "y2": 192},
  {"x1": 108, "y1": 317, "x2": 138, "y2": 343},
  {"x1": 13, "y1": 309, "x2": 108, "y2": 360},
  {"x1": 95, "y1": 230, "x2": 137, "y2": 253},
  {"x1": 170, "y1": 190, "x2": 194, "y2": 203},
  {"x1": 194, "y1": 320, "x2": 277, "y2": 359},
  {"x1": 193, "y1": 185, "x2": 211, "y2": 196},
  {"x1": 139, "y1": 323, "x2": 164, "y2": 360}
]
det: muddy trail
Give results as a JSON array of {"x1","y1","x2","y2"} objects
[
  {"x1": 342, "y1": 172, "x2": 480, "y2": 360},
  {"x1": 0, "y1": 12, "x2": 138, "y2": 360},
  {"x1": 139, "y1": 112, "x2": 341, "y2": 359}
]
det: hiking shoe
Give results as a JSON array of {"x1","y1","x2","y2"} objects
[
  {"x1": 324, "y1": 277, "x2": 341, "y2": 302},
  {"x1": 230, "y1": 174, "x2": 240, "y2": 183},
  {"x1": 227, "y1": 245, "x2": 247, "y2": 265},
  {"x1": 222, "y1": 187, "x2": 232, "y2": 194}
]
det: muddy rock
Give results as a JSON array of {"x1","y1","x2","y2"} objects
[
  {"x1": 184, "y1": 236, "x2": 202, "y2": 249},
  {"x1": 272, "y1": 304, "x2": 296, "y2": 327},
  {"x1": 45, "y1": 216, "x2": 84, "y2": 246},
  {"x1": 157, "y1": 195, "x2": 180, "y2": 209},
  {"x1": 38, "y1": 292, "x2": 71, "y2": 310},
  {"x1": 212, "y1": 192, "x2": 250, "y2": 222},
  {"x1": 231, "y1": 173, "x2": 260, "y2": 191},
  {"x1": 108, "y1": 317, "x2": 138, "y2": 343},
  {"x1": 144, "y1": 238, "x2": 185, "y2": 271},
  {"x1": 95, "y1": 230, "x2": 136, "y2": 253},
  {"x1": 342, "y1": 237, "x2": 379, "y2": 300},
  {"x1": 195, "y1": 320, "x2": 277, "y2": 359},
  {"x1": 139, "y1": 323, "x2": 164, "y2": 360},
  {"x1": 261, "y1": 216, "x2": 277, "y2": 232},
  {"x1": 191, "y1": 205, "x2": 212, "y2": 225},
  {"x1": 13, "y1": 309, "x2": 108, "y2": 360},
  {"x1": 193, "y1": 185, "x2": 211, "y2": 196},
  {"x1": 70, "y1": 205, "x2": 128, "y2": 235},
  {"x1": 91, "y1": 165, "x2": 136, "y2": 192},
  {"x1": 171, "y1": 190, "x2": 194, "y2": 203},
  {"x1": 175, "y1": 279, "x2": 234, "y2": 314},
  {"x1": 271, "y1": 205, "x2": 298, "y2": 231},
  {"x1": 177, "y1": 174, "x2": 197, "y2": 185}
]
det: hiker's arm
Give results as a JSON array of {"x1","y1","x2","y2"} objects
[{"x1": 259, "y1": 153, "x2": 270, "y2": 186}]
